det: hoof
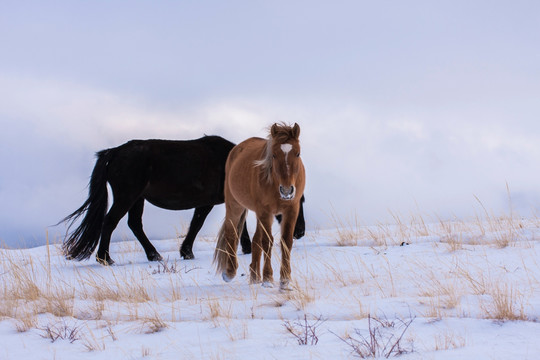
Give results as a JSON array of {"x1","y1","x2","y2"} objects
[
  {"x1": 262, "y1": 281, "x2": 274, "y2": 288},
  {"x1": 147, "y1": 252, "x2": 163, "y2": 262},
  {"x1": 279, "y1": 281, "x2": 292, "y2": 291},
  {"x1": 181, "y1": 251, "x2": 194, "y2": 260},
  {"x1": 241, "y1": 245, "x2": 252, "y2": 255},
  {"x1": 96, "y1": 256, "x2": 114, "y2": 266},
  {"x1": 222, "y1": 272, "x2": 234, "y2": 283},
  {"x1": 180, "y1": 246, "x2": 194, "y2": 260},
  {"x1": 249, "y1": 277, "x2": 261, "y2": 285}
]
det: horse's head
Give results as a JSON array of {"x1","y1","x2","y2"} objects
[{"x1": 269, "y1": 123, "x2": 304, "y2": 201}]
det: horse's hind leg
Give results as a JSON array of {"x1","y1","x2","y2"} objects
[
  {"x1": 128, "y1": 199, "x2": 162, "y2": 261},
  {"x1": 96, "y1": 201, "x2": 132, "y2": 265},
  {"x1": 239, "y1": 221, "x2": 252, "y2": 255},
  {"x1": 180, "y1": 205, "x2": 214, "y2": 260}
]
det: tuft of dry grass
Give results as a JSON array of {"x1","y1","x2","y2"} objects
[
  {"x1": 80, "y1": 268, "x2": 153, "y2": 304},
  {"x1": 440, "y1": 234, "x2": 464, "y2": 252},
  {"x1": 2, "y1": 259, "x2": 42, "y2": 301},
  {"x1": 420, "y1": 277, "x2": 461, "y2": 311},
  {"x1": 354, "y1": 256, "x2": 398, "y2": 299},
  {"x1": 225, "y1": 321, "x2": 250, "y2": 341},
  {"x1": 278, "y1": 279, "x2": 316, "y2": 311},
  {"x1": 13, "y1": 311, "x2": 37, "y2": 333},
  {"x1": 141, "y1": 346, "x2": 152, "y2": 357},
  {"x1": 81, "y1": 326, "x2": 106, "y2": 352},
  {"x1": 456, "y1": 262, "x2": 488, "y2": 296},
  {"x1": 481, "y1": 283, "x2": 527, "y2": 321},
  {"x1": 422, "y1": 298, "x2": 444, "y2": 319},
  {"x1": 45, "y1": 289, "x2": 76, "y2": 317},
  {"x1": 140, "y1": 314, "x2": 169, "y2": 334},
  {"x1": 473, "y1": 194, "x2": 524, "y2": 249},
  {"x1": 205, "y1": 298, "x2": 233, "y2": 327},
  {"x1": 434, "y1": 331, "x2": 466, "y2": 351},
  {"x1": 330, "y1": 209, "x2": 364, "y2": 246}
]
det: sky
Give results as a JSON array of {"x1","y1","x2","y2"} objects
[{"x1": 1, "y1": 1, "x2": 539, "y2": 248}]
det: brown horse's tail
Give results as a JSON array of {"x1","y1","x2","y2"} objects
[
  {"x1": 213, "y1": 210, "x2": 247, "y2": 277},
  {"x1": 59, "y1": 149, "x2": 112, "y2": 261}
]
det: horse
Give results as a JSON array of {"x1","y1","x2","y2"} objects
[
  {"x1": 214, "y1": 123, "x2": 306, "y2": 290},
  {"x1": 60, "y1": 136, "x2": 306, "y2": 265}
]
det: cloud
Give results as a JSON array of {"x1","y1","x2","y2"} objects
[
  {"x1": 0, "y1": 76, "x2": 290, "y2": 246},
  {"x1": 1, "y1": 73, "x2": 539, "y2": 248}
]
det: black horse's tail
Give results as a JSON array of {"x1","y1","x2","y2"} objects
[{"x1": 61, "y1": 149, "x2": 112, "y2": 261}]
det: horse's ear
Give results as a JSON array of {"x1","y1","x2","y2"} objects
[
  {"x1": 270, "y1": 123, "x2": 278, "y2": 138},
  {"x1": 292, "y1": 123, "x2": 300, "y2": 139}
]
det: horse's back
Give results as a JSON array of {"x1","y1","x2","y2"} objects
[
  {"x1": 117, "y1": 136, "x2": 234, "y2": 157},
  {"x1": 107, "y1": 136, "x2": 235, "y2": 209},
  {"x1": 226, "y1": 137, "x2": 267, "y2": 176}
]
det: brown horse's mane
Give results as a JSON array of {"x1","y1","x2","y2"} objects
[{"x1": 254, "y1": 123, "x2": 298, "y2": 183}]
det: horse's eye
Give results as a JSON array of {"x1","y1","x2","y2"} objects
[
  {"x1": 272, "y1": 154, "x2": 276, "y2": 159},
  {"x1": 296, "y1": 153, "x2": 300, "y2": 157}
]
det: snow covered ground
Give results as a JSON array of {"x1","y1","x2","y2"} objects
[{"x1": 1, "y1": 215, "x2": 540, "y2": 359}]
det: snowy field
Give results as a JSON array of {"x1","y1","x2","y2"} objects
[{"x1": 1, "y1": 215, "x2": 540, "y2": 359}]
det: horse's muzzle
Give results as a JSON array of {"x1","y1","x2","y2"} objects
[{"x1": 279, "y1": 185, "x2": 295, "y2": 200}]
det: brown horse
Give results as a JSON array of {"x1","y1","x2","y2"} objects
[{"x1": 214, "y1": 123, "x2": 306, "y2": 290}]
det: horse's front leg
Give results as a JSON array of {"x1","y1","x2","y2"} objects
[
  {"x1": 279, "y1": 206, "x2": 300, "y2": 290},
  {"x1": 250, "y1": 213, "x2": 274, "y2": 286}
]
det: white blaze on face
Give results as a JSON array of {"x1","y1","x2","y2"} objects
[
  {"x1": 281, "y1": 143, "x2": 293, "y2": 155},
  {"x1": 281, "y1": 143, "x2": 293, "y2": 175}
]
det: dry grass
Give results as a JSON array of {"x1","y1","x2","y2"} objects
[
  {"x1": 2, "y1": 258, "x2": 42, "y2": 301},
  {"x1": 225, "y1": 321, "x2": 250, "y2": 341},
  {"x1": 415, "y1": 269, "x2": 461, "y2": 311},
  {"x1": 76, "y1": 267, "x2": 154, "y2": 304},
  {"x1": 13, "y1": 310, "x2": 37, "y2": 333},
  {"x1": 278, "y1": 279, "x2": 317, "y2": 311},
  {"x1": 481, "y1": 283, "x2": 527, "y2": 321},
  {"x1": 434, "y1": 330, "x2": 466, "y2": 351},
  {"x1": 140, "y1": 312, "x2": 169, "y2": 334},
  {"x1": 330, "y1": 209, "x2": 364, "y2": 246},
  {"x1": 0, "y1": 206, "x2": 538, "y2": 358},
  {"x1": 141, "y1": 346, "x2": 152, "y2": 357},
  {"x1": 319, "y1": 256, "x2": 366, "y2": 288},
  {"x1": 422, "y1": 298, "x2": 445, "y2": 319},
  {"x1": 336, "y1": 226, "x2": 363, "y2": 247},
  {"x1": 440, "y1": 233, "x2": 465, "y2": 252},
  {"x1": 349, "y1": 293, "x2": 371, "y2": 320},
  {"x1": 355, "y1": 256, "x2": 395, "y2": 298},
  {"x1": 0, "y1": 244, "x2": 173, "y2": 342},
  {"x1": 81, "y1": 326, "x2": 107, "y2": 352},
  {"x1": 456, "y1": 261, "x2": 489, "y2": 295},
  {"x1": 205, "y1": 298, "x2": 234, "y2": 327}
]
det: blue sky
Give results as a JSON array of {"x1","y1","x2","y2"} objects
[{"x1": 1, "y1": 1, "x2": 539, "y2": 247}]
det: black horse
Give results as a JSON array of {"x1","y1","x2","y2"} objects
[{"x1": 61, "y1": 136, "x2": 305, "y2": 265}]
